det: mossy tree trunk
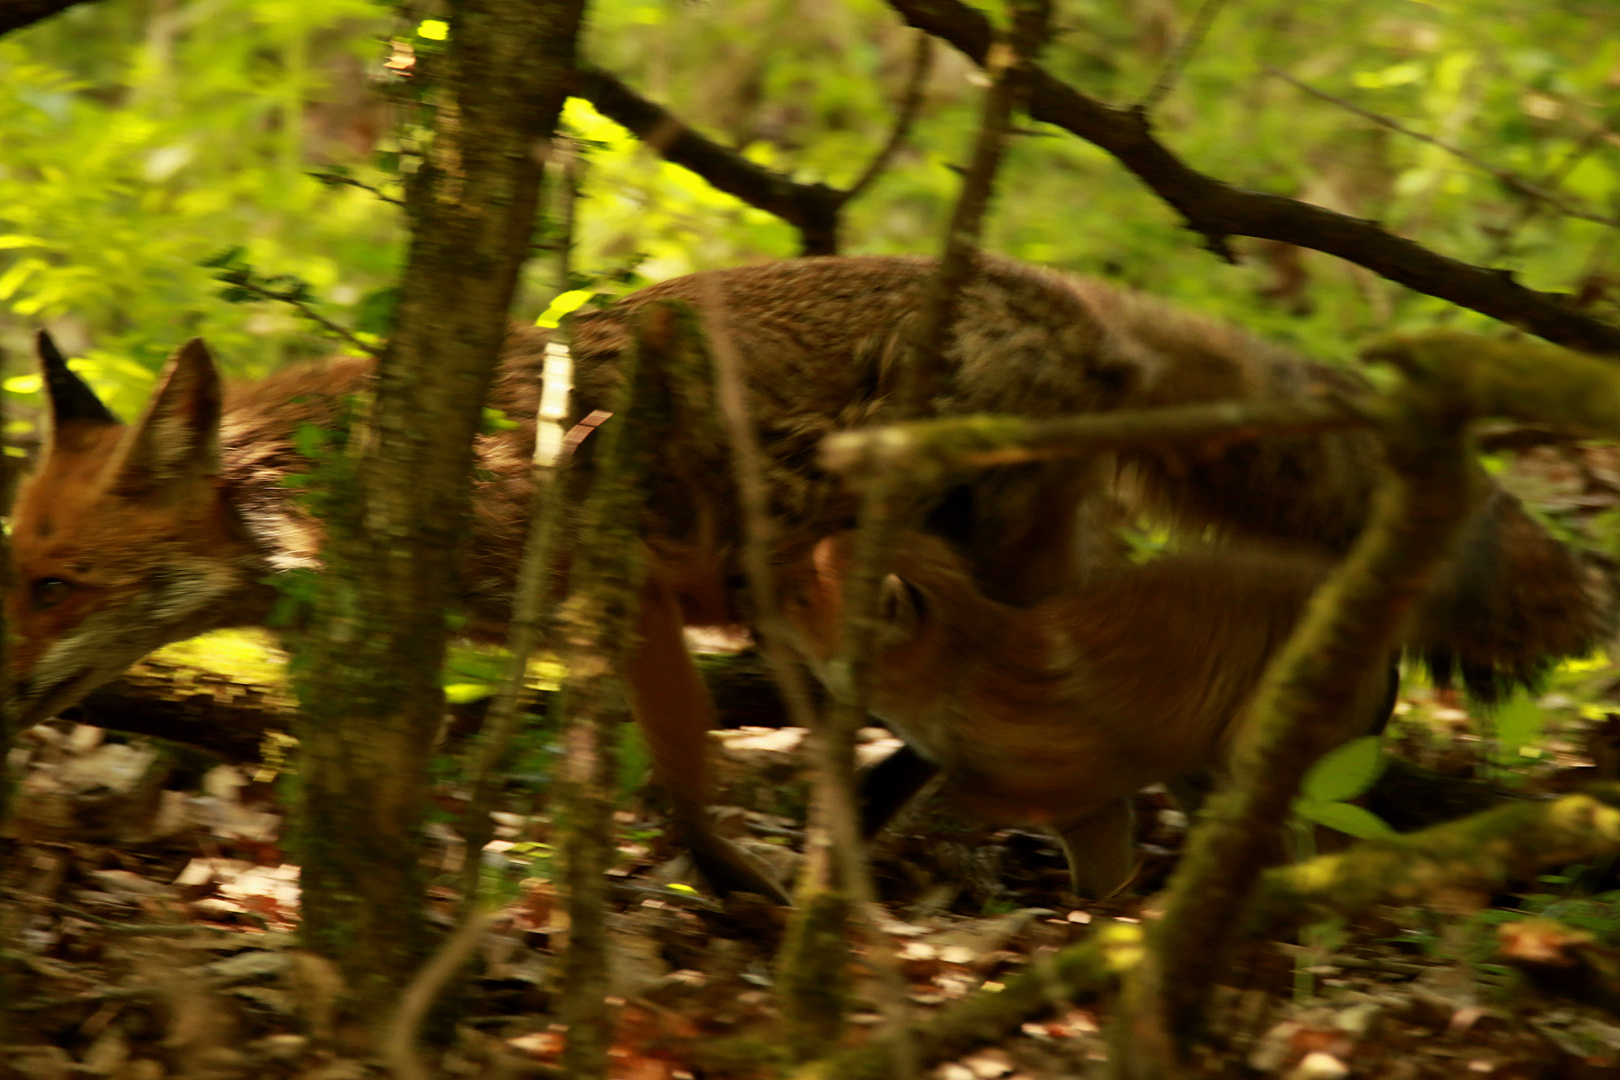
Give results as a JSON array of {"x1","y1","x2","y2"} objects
[{"x1": 291, "y1": 0, "x2": 585, "y2": 1030}]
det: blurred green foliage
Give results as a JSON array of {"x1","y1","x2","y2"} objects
[
  {"x1": 0, "y1": 0, "x2": 398, "y2": 423},
  {"x1": 2, "y1": 0, "x2": 1614, "y2": 424}
]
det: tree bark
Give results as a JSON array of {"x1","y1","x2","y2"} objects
[{"x1": 290, "y1": 0, "x2": 585, "y2": 1029}]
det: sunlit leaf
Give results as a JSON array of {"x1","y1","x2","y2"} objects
[
  {"x1": 1301, "y1": 736, "x2": 1386, "y2": 804},
  {"x1": 1298, "y1": 800, "x2": 1396, "y2": 840}
]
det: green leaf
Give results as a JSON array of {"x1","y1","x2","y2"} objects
[
  {"x1": 1298, "y1": 800, "x2": 1396, "y2": 841},
  {"x1": 1492, "y1": 693, "x2": 1546, "y2": 761},
  {"x1": 481, "y1": 405, "x2": 520, "y2": 432},
  {"x1": 535, "y1": 288, "x2": 594, "y2": 328},
  {"x1": 1302, "y1": 735, "x2": 1386, "y2": 803},
  {"x1": 443, "y1": 682, "x2": 493, "y2": 705}
]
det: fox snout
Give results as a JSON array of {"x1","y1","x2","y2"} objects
[{"x1": 7, "y1": 332, "x2": 274, "y2": 727}]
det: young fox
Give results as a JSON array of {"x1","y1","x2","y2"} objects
[
  {"x1": 9, "y1": 254, "x2": 1606, "y2": 899},
  {"x1": 782, "y1": 531, "x2": 1396, "y2": 897}
]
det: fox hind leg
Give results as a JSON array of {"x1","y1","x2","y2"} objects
[{"x1": 1056, "y1": 798, "x2": 1137, "y2": 900}]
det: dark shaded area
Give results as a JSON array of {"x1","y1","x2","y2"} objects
[{"x1": 0, "y1": 0, "x2": 97, "y2": 38}]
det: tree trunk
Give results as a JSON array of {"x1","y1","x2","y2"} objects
[{"x1": 290, "y1": 0, "x2": 585, "y2": 1029}]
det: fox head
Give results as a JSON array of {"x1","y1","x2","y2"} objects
[{"x1": 8, "y1": 333, "x2": 271, "y2": 725}]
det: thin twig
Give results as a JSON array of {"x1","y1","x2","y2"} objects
[
  {"x1": 457, "y1": 374, "x2": 583, "y2": 911},
  {"x1": 1137, "y1": 0, "x2": 1230, "y2": 112},
  {"x1": 575, "y1": 66, "x2": 845, "y2": 255},
  {"x1": 701, "y1": 282, "x2": 916, "y2": 1069},
  {"x1": 1270, "y1": 67, "x2": 1620, "y2": 232},
  {"x1": 308, "y1": 168, "x2": 407, "y2": 208},
  {"x1": 381, "y1": 908, "x2": 501, "y2": 1080},
  {"x1": 786, "y1": 3, "x2": 1049, "y2": 1067},
  {"x1": 556, "y1": 138, "x2": 584, "y2": 292},
  {"x1": 1484, "y1": 125, "x2": 1609, "y2": 263},
  {"x1": 843, "y1": 33, "x2": 935, "y2": 202},
  {"x1": 579, "y1": 35, "x2": 932, "y2": 256},
  {"x1": 225, "y1": 277, "x2": 383, "y2": 358}
]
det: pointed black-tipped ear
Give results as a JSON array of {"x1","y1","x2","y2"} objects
[
  {"x1": 38, "y1": 329, "x2": 119, "y2": 427},
  {"x1": 878, "y1": 573, "x2": 928, "y2": 644},
  {"x1": 108, "y1": 338, "x2": 223, "y2": 495}
]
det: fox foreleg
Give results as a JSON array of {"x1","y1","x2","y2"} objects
[{"x1": 626, "y1": 577, "x2": 792, "y2": 904}]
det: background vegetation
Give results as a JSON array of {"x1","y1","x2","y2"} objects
[{"x1": 3, "y1": 0, "x2": 1615, "y2": 428}]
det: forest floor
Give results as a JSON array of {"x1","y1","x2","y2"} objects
[
  {"x1": 9, "y1": 442, "x2": 1620, "y2": 1079},
  {"x1": 9, "y1": 684, "x2": 1620, "y2": 1080}
]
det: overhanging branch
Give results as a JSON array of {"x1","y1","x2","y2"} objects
[
  {"x1": 576, "y1": 67, "x2": 846, "y2": 254},
  {"x1": 575, "y1": 43, "x2": 933, "y2": 257},
  {"x1": 886, "y1": 0, "x2": 1620, "y2": 357}
]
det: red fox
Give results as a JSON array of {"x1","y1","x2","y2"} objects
[
  {"x1": 781, "y1": 530, "x2": 1396, "y2": 897},
  {"x1": 9, "y1": 254, "x2": 1607, "y2": 899}
]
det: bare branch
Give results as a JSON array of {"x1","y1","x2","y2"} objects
[
  {"x1": 381, "y1": 908, "x2": 502, "y2": 1080},
  {"x1": 1250, "y1": 784, "x2": 1620, "y2": 932},
  {"x1": 843, "y1": 33, "x2": 936, "y2": 203},
  {"x1": 308, "y1": 167, "x2": 407, "y2": 208},
  {"x1": 220, "y1": 275, "x2": 382, "y2": 358},
  {"x1": 886, "y1": 0, "x2": 1620, "y2": 356},
  {"x1": 1137, "y1": 0, "x2": 1230, "y2": 112},
  {"x1": 702, "y1": 282, "x2": 915, "y2": 1065},
  {"x1": 575, "y1": 66, "x2": 844, "y2": 255},
  {"x1": 577, "y1": 35, "x2": 934, "y2": 256},
  {"x1": 821, "y1": 398, "x2": 1366, "y2": 483},
  {"x1": 1124, "y1": 331, "x2": 1620, "y2": 1071},
  {"x1": 1270, "y1": 68, "x2": 1620, "y2": 232},
  {"x1": 793, "y1": 925, "x2": 1135, "y2": 1080}
]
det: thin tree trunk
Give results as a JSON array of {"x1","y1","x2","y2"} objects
[{"x1": 291, "y1": 0, "x2": 585, "y2": 1030}]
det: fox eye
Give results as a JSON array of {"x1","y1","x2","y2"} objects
[{"x1": 30, "y1": 577, "x2": 73, "y2": 609}]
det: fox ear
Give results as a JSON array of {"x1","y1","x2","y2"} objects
[
  {"x1": 109, "y1": 338, "x2": 223, "y2": 495},
  {"x1": 37, "y1": 329, "x2": 119, "y2": 429},
  {"x1": 878, "y1": 573, "x2": 928, "y2": 645}
]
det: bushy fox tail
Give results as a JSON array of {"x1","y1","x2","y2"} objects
[
  {"x1": 1410, "y1": 490, "x2": 1613, "y2": 701},
  {"x1": 1114, "y1": 359, "x2": 1611, "y2": 704}
]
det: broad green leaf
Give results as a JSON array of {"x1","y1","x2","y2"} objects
[
  {"x1": 1302, "y1": 736, "x2": 1386, "y2": 804},
  {"x1": 536, "y1": 289, "x2": 593, "y2": 328},
  {"x1": 443, "y1": 682, "x2": 494, "y2": 705},
  {"x1": 1492, "y1": 693, "x2": 1546, "y2": 761},
  {"x1": 1298, "y1": 801, "x2": 1396, "y2": 841}
]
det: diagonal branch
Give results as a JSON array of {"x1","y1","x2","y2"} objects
[
  {"x1": 885, "y1": 0, "x2": 1620, "y2": 357},
  {"x1": 576, "y1": 66, "x2": 846, "y2": 254},
  {"x1": 576, "y1": 43, "x2": 933, "y2": 256}
]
